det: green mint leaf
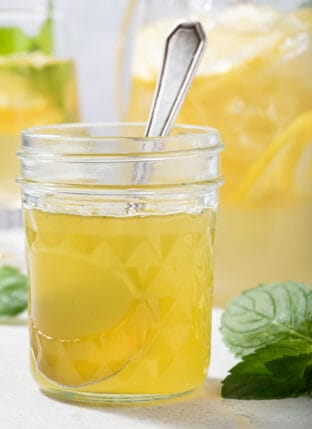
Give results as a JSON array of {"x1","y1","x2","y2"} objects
[
  {"x1": 0, "y1": 1, "x2": 54, "y2": 56},
  {"x1": 221, "y1": 281, "x2": 312, "y2": 357},
  {"x1": 222, "y1": 339, "x2": 312, "y2": 399},
  {"x1": 266, "y1": 354, "x2": 312, "y2": 379},
  {"x1": 0, "y1": 265, "x2": 28, "y2": 317},
  {"x1": 35, "y1": 17, "x2": 53, "y2": 55},
  {"x1": 304, "y1": 364, "x2": 312, "y2": 394},
  {"x1": 35, "y1": 0, "x2": 54, "y2": 55},
  {"x1": 0, "y1": 28, "x2": 33, "y2": 55}
]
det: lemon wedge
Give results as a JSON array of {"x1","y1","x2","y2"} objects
[{"x1": 235, "y1": 111, "x2": 312, "y2": 202}]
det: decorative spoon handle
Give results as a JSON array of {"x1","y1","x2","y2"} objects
[
  {"x1": 133, "y1": 21, "x2": 206, "y2": 184},
  {"x1": 145, "y1": 21, "x2": 206, "y2": 138}
]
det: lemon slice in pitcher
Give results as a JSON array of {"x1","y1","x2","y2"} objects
[{"x1": 235, "y1": 111, "x2": 312, "y2": 202}]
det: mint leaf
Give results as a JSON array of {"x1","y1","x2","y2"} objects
[
  {"x1": 10, "y1": 60, "x2": 77, "y2": 113},
  {"x1": 37, "y1": 17, "x2": 53, "y2": 54},
  {"x1": 0, "y1": 28, "x2": 32, "y2": 55},
  {"x1": 221, "y1": 282, "x2": 312, "y2": 357},
  {"x1": 304, "y1": 364, "x2": 312, "y2": 394},
  {"x1": 0, "y1": 1, "x2": 53, "y2": 56},
  {"x1": 0, "y1": 266, "x2": 28, "y2": 317},
  {"x1": 266, "y1": 355, "x2": 312, "y2": 387},
  {"x1": 35, "y1": 0, "x2": 54, "y2": 55},
  {"x1": 35, "y1": 17, "x2": 53, "y2": 55},
  {"x1": 222, "y1": 339, "x2": 312, "y2": 399}
]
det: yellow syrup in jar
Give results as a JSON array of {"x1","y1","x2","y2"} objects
[{"x1": 25, "y1": 208, "x2": 215, "y2": 395}]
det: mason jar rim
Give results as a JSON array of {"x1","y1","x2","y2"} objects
[
  {"x1": 18, "y1": 122, "x2": 223, "y2": 215},
  {"x1": 21, "y1": 122, "x2": 222, "y2": 155}
]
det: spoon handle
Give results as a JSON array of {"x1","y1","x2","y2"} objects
[
  {"x1": 133, "y1": 22, "x2": 206, "y2": 184},
  {"x1": 145, "y1": 21, "x2": 206, "y2": 137}
]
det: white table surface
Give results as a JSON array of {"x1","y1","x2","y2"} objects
[{"x1": 1, "y1": 309, "x2": 311, "y2": 429}]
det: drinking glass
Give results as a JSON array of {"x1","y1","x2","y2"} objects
[{"x1": 0, "y1": 0, "x2": 79, "y2": 235}]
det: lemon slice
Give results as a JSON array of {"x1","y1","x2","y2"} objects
[{"x1": 235, "y1": 111, "x2": 312, "y2": 202}]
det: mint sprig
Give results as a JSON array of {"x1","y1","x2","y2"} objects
[
  {"x1": 221, "y1": 282, "x2": 312, "y2": 357},
  {"x1": 0, "y1": 266, "x2": 28, "y2": 317},
  {"x1": 0, "y1": 28, "x2": 33, "y2": 56},
  {"x1": 0, "y1": 4, "x2": 53, "y2": 57},
  {"x1": 36, "y1": 16, "x2": 53, "y2": 55},
  {"x1": 35, "y1": 1, "x2": 54, "y2": 55},
  {"x1": 221, "y1": 282, "x2": 312, "y2": 399},
  {"x1": 222, "y1": 339, "x2": 312, "y2": 399}
]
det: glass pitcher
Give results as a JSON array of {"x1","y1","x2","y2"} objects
[
  {"x1": 0, "y1": 0, "x2": 79, "y2": 232},
  {"x1": 118, "y1": 0, "x2": 312, "y2": 307}
]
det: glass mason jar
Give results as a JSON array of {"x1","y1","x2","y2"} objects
[
  {"x1": 0, "y1": 0, "x2": 79, "y2": 230},
  {"x1": 118, "y1": 0, "x2": 312, "y2": 306},
  {"x1": 18, "y1": 123, "x2": 223, "y2": 404}
]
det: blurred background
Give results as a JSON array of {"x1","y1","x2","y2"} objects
[
  {"x1": 57, "y1": 0, "x2": 296, "y2": 122},
  {"x1": 55, "y1": 0, "x2": 129, "y2": 122}
]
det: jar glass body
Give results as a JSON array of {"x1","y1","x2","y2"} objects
[
  {"x1": 119, "y1": 0, "x2": 312, "y2": 306},
  {"x1": 19, "y1": 123, "x2": 222, "y2": 404},
  {"x1": 0, "y1": 0, "x2": 79, "y2": 227}
]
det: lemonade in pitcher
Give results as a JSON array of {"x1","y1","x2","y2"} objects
[
  {"x1": 125, "y1": 1, "x2": 312, "y2": 305},
  {"x1": 0, "y1": 1, "x2": 78, "y2": 217}
]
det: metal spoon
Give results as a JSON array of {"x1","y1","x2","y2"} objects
[{"x1": 133, "y1": 21, "x2": 206, "y2": 184}]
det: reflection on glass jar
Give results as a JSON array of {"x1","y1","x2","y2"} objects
[
  {"x1": 19, "y1": 123, "x2": 222, "y2": 404},
  {"x1": 119, "y1": 0, "x2": 312, "y2": 306},
  {"x1": 0, "y1": 0, "x2": 79, "y2": 226}
]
